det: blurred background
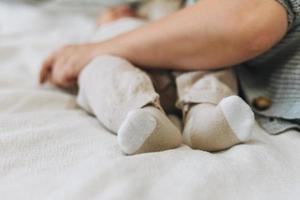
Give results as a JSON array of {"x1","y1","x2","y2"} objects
[
  {"x1": 0, "y1": 0, "x2": 118, "y2": 82},
  {"x1": 0, "y1": 0, "x2": 135, "y2": 16},
  {"x1": 0, "y1": 0, "x2": 179, "y2": 81}
]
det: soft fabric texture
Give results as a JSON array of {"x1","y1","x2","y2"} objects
[
  {"x1": 175, "y1": 70, "x2": 255, "y2": 151},
  {"x1": 183, "y1": 96, "x2": 254, "y2": 151},
  {"x1": 77, "y1": 55, "x2": 161, "y2": 134},
  {"x1": 1, "y1": 2, "x2": 300, "y2": 200},
  {"x1": 220, "y1": 96, "x2": 255, "y2": 141},
  {"x1": 236, "y1": 0, "x2": 300, "y2": 133},
  {"x1": 187, "y1": 0, "x2": 300, "y2": 132},
  {"x1": 135, "y1": 0, "x2": 182, "y2": 20},
  {"x1": 78, "y1": 17, "x2": 254, "y2": 153},
  {"x1": 118, "y1": 106, "x2": 182, "y2": 154}
]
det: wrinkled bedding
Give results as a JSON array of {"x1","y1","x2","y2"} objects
[{"x1": 0, "y1": 2, "x2": 300, "y2": 200}]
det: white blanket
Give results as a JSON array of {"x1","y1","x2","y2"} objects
[{"x1": 0, "y1": 2, "x2": 300, "y2": 200}]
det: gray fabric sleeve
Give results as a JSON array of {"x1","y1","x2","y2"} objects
[{"x1": 277, "y1": 0, "x2": 300, "y2": 29}]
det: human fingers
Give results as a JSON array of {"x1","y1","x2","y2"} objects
[
  {"x1": 51, "y1": 61, "x2": 77, "y2": 88},
  {"x1": 39, "y1": 54, "x2": 55, "y2": 84}
]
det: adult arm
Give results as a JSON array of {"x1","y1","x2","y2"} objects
[
  {"x1": 108, "y1": 0, "x2": 288, "y2": 69},
  {"x1": 40, "y1": 0, "x2": 288, "y2": 88}
]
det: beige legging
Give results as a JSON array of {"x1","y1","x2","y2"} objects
[{"x1": 77, "y1": 18, "x2": 237, "y2": 133}]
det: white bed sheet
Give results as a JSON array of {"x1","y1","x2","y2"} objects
[{"x1": 0, "y1": 2, "x2": 300, "y2": 200}]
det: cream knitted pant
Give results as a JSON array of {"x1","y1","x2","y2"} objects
[
  {"x1": 77, "y1": 18, "x2": 254, "y2": 153},
  {"x1": 78, "y1": 17, "x2": 238, "y2": 132}
]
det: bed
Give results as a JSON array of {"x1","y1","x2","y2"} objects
[{"x1": 0, "y1": 2, "x2": 300, "y2": 199}]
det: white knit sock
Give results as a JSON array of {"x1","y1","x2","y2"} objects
[
  {"x1": 118, "y1": 106, "x2": 182, "y2": 155},
  {"x1": 183, "y1": 96, "x2": 254, "y2": 151}
]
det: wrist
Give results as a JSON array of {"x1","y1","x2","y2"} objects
[{"x1": 90, "y1": 40, "x2": 132, "y2": 61}]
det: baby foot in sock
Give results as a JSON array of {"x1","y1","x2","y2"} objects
[
  {"x1": 183, "y1": 96, "x2": 255, "y2": 151},
  {"x1": 118, "y1": 106, "x2": 182, "y2": 155}
]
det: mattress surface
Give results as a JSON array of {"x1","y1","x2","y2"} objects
[{"x1": 0, "y1": 2, "x2": 300, "y2": 200}]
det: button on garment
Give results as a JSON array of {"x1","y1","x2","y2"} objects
[
  {"x1": 236, "y1": 0, "x2": 300, "y2": 134},
  {"x1": 185, "y1": 0, "x2": 300, "y2": 134},
  {"x1": 252, "y1": 97, "x2": 272, "y2": 111}
]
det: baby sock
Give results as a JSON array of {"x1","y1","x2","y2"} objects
[
  {"x1": 183, "y1": 96, "x2": 254, "y2": 151},
  {"x1": 118, "y1": 106, "x2": 182, "y2": 155}
]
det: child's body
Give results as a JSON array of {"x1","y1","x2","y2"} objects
[{"x1": 77, "y1": 6, "x2": 255, "y2": 155}]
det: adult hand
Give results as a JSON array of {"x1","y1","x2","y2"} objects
[{"x1": 39, "y1": 43, "x2": 99, "y2": 88}]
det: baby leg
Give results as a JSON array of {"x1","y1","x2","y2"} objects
[
  {"x1": 176, "y1": 70, "x2": 255, "y2": 151},
  {"x1": 77, "y1": 56, "x2": 181, "y2": 155},
  {"x1": 77, "y1": 17, "x2": 181, "y2": 155}
]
